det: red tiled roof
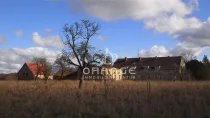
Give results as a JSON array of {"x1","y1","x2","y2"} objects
[{"x1": 25, "y1": 62, "x2": 44, "y2": 75}]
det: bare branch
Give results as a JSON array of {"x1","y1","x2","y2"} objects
[{"x1": 180, "y1": 50, "x2": 196, "y2": 64}]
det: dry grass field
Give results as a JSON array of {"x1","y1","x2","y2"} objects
[{"x1": 0, "y1": 80, "x2": 210, "y2": 118}]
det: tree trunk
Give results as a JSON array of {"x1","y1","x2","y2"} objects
[
  {"x1": 35, "y1": 73, "x2": 38, "y2": 81},
  {"x1": 78, "y1": 68, "x2": 84, "y2": 89},
  {"x1": 45, "y1": 78, "x2": 48, "y2": 84},
  {"x1": 61, "y1": 70, "x2": 64, "y2": 80},
  {"x1": 79, "y1": 74, "x2": 83, "y2": 89}
]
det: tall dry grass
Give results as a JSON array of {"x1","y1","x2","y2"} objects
[{"x1": 0, "y1": 80, "x2": 210, "y2": 118}]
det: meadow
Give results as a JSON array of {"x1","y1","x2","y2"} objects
[{"x1": 0, "y1": 80, "x2": 210, "y2": 118}]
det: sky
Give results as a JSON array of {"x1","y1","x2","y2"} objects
[{"x1": 0, "y1": 0, "x2": 210, "y2": 73}]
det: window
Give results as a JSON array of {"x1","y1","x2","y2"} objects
[
  {"x1": 26, "y1": 73, "x2": 28, "y2": 76},
  {"x1": 150, "y1": 66, "x2": 155, "y2": 70},
  {"x1": 154, "y1": 66, "x2": 161, "y2": 70},
  {"x1": 143, "y1": 66, "x2": 149, "y2": 71},
  {"x1": 140, "y1": 67, "x2": 144, "y2": 70},
  {"x1": 23, "y1": 73, "x2": 25, "y2": 75}
]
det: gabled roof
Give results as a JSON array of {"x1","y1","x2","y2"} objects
[
  {"x1": 113, "y1": 56, "x2": 182, "y2": 70},
  {"x1": 25, "y1": 62, "x2": 44, "y2": 75}
]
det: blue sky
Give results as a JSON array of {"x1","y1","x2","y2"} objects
[
  {"x1": 0, "y1": 0, "x2": 177, "y2": 55},
  {"x1": 0, "y1": 0, "x2": 210, "y2": 73}
]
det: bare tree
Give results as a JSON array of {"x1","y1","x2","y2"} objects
[
  {"x1": 54, "y1": 55, "x2": 68, "y2": 80},
  {"x1": 42, "y1": 60, "x2": 52, "y2": 81},
  {"x1": 101, "y1": 53, "x2": 114, "y2": 96},
  {"x1": 180, "y1": 51, "x2": 196, "y2": 64},
  {"x1": 32, "y1": 57, "x2": 45, "y2": 81},
  {"x1": 180, "y1": 51, "x2": 196, "y2": 80},
  {"x1": 32, "y1": 57, "x2": 52, "y2": 81},
  {"x1": 102, "y1": 53, "x2": 113, "y2": 67},
  {"x1": 61, "y1": 20, "x2": 104, "y2": 89}
]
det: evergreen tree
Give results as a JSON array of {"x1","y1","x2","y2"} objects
[
  {"x1": 186, "y1": 60, "x2": 209, "y2": 80},
  {"x1": 202, "y1": 55, "x2": 210, "y2": 66}
]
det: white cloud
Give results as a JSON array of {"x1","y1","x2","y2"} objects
[
  {"x1": 15, "y1": 30, "x2": 23, "y2": 37},
  {"x1": 68, "y1": 0, "x2": 200, "y2": 35},
  {"x1": 169, "y1": 43, "x2": 206, "y2": 57},
  {"x1": 176, "y1": 17, "x2": 210, "y2": 47},
  {"x1": 139, "y1": 45, "x2": 170, "y2": 57},
  {"x1": 144, "y1": 15, "x2": 202, "y2": 34},
  {"x1": 159, "y1": 17, "x2": 210, "y2": 57},
  {"x1": 32, "y1": 32, "x2": 65, "y2": 49},
  {"x1": 69, "y1": 0, "x2": 194, "y2": 21},
  {"x1": 97, "y1": 35, "x2": 107, "y2": 43},
  {"x1": 0, "y1": 47, "x2": 60, "y2": 74},
  {"x1": 0, "y1": 35, "x2": 6, "y2": 44},
  {"x1": 139, "y1": 44, "x2": 206, "y2": 58}
]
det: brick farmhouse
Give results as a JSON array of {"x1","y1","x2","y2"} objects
[{"x1": 113, "y1": 56, "x2": 185, "y2": 80}]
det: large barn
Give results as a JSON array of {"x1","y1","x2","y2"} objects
[{"x1": 113, "y1": 56, "x2": 185, "y2": 80}]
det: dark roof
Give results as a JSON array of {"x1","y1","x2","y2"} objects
[
  {"x1": 54, "y1": 70, "x2": 77, "y2": 76},
  {"x1": 113, "y1": 56, "x2": 182, "y2": 70}
]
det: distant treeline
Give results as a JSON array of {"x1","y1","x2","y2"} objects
[
  {"x1": 0, "y1": 73, "x2": 17, "y2": 80},
  {"x1": 185, "y1": 55, "x2": 210, "y2": 80}
]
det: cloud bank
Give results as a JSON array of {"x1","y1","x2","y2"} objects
[
  {"x1": 0, "y1": 47, "x2": 60, "y2": 73},
  {"x1": 68, "y1": 0, "x2": 209, "y2": 57}
]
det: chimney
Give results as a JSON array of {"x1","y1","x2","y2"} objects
[
  {"x1": 168, "y1": 56, "x2": 170, "y2": 57},
  {"x1": 125, "y1": 57, "x2": 127, "y2": 61},
  {"x1": 139, "y1": 57, "x2": 141, "y2": 61},
  {"x1": 155, "y1": 56, "x2": 157, "y2": 59}
]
